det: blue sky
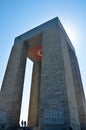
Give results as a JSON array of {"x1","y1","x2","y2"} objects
[{"x1": 0, "y1": 0, "x2": 86, "y2": 124}]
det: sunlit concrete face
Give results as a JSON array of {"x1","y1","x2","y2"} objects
[{"x1": 0, "y1": 17, "x2": 86, "y2": 130}]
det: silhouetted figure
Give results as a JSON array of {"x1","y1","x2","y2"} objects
[
  {"x1": 24, "y1": 121, "x2": 26, "y2": 127},
  {"x1": 69, "y1": 127, "x2": 73, "y2": 130},
  {"x1": 81, "y1": 128, "x2": 83, "y2": 130},
  {"x1": 21, "y1": 120, "x2": 23, "y2": 127}
]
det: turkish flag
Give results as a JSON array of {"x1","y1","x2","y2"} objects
[{"x1": 30, "y1": 46, "x2": 42, "y2": 61}]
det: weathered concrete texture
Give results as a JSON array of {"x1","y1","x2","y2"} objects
[
  {"x1": 39, "y1": 25, "x2": 80, "y2": 130},
  {"x1": 28, "y1": 62, "x2": 41, "y2": 127},
  {"x1": 0, "y1": 17, "x2": 86, "y2": 130},
  {"x1": 67, "y1": 45, "x2": 86, "y2": 130},
  {"x1": 0, "y1": 42, "x2": 27, "y2": 129},
  {"x1": 58, "y1": 25, "x2": 81, "y2": 130}
]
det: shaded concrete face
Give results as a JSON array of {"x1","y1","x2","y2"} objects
[
  {"x1": 0, "y1": 17, "x2": 86, "y2": 130},
  {"x1": 27, "y1": 34, "x2": 43, "y2": 62},
  {"x1": 67, "y1": 44, "x2": 86, "y2": 130},
  {"x1": 0, "y1": 42, "x2": 27, "y2": 128},
  {"x1": 28, "y1": 62, "x2": 41, "y2": 127}
]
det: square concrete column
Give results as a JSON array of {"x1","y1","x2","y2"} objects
[
  {"x1": 39, "y1": 25, "x2": 80, "y2": 130},
  {"x1": 0, "y1": 42, "x2": 27, "y2": 129},
  {"x1": 59, "y1": 26, "x2": 80, "y2": 130},
  {"x1": 28, "y1": 61, "x2": 41, "y2": 127},
  {"x1": 67, "y1": 45, "x2": 86, "y2": 130}
]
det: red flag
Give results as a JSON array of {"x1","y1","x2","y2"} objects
[{"x1": 30, "y1": 46, "x2": 42, "y2": 61}]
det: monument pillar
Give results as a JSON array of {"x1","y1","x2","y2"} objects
[
  {"x1": 68, "y1": 45, "x2": 86, "y2": 130},
  {"x1": 59, "y1": 28, "x2": 80, "y2": 129},
  {"x1": 38, "y1": 26, "x2": 80, "y2": 130},
  {"x1": 0, "y1": 42, "x2": 27, "y2": 128},
  {"x1": 28, "y1": 61, "x2": 41, "y2": 127}
]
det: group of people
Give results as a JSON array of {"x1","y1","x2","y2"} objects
[{"x1": 21, "y1": 120, "x2": 26, "y2": 127}]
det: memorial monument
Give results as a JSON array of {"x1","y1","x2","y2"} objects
[{"x1": 0, "y1": 17, "x2": 86, "y2": 130}]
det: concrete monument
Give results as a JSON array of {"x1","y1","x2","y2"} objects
[{"x1": 0, "y1": 17, "x2": 86, "y2": 130}]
